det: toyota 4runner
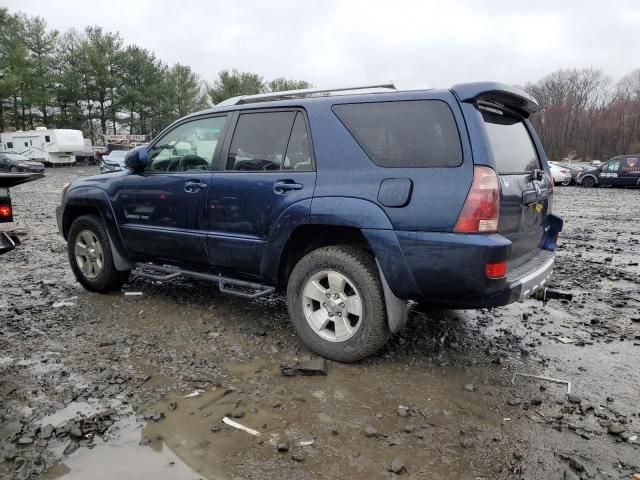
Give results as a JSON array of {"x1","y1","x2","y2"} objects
[{"x1": 57, "y1": 82, "x2": 562, "y2": 362}]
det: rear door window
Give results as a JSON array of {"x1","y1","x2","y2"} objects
[
  {"x1": 283, "y1": 113, "x2": 313, "y2": 171},
  {"x1": 333, "y1": 100, "x2": 462, "y2": 168},
  {"x1": 482, "y1": 109, "x2": 540, "y2": 173},
  {"x1": 226, "y1": 111, "x2": 297, "y2": 171}
]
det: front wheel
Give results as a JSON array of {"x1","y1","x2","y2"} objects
[
  {"x1": 582, "y1": 176, "x2": 596, "y2": 188},
  {"x1": 67, "y1": 214, "x2": 130, "y2": 292},
  {"x1": 287, "y1": 246, "x2": 390, "y2": 363}
]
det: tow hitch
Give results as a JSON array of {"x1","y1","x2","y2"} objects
[{"x1": 533, "y1": 287, "x2": 574, "y2": 303}]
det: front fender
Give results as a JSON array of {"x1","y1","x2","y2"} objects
[{"x1": 62, "y1": 187, "x2": 132, "y2": 270}]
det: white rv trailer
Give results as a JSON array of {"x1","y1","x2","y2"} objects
[{"x1": 0, "y1": 128, "x2": 84, "y2": 165}]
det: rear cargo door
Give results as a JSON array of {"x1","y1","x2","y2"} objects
[{"x1": 481, "y1": 106, "x2": 551, "y2": 269}]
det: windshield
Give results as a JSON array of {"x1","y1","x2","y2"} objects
[
  {"x1": 3, "y1": 153, "x2": 30, "y2": 162},
  {"x1": 108, "y1": 150, "x2": 128, "y2": 158}
]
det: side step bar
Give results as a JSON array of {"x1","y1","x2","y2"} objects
[{"x1": 132, "y1": 263, "x2": 275, "y2": 299}]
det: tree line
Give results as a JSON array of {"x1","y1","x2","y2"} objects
[
  {"x1": 525, "y1": 68, "x2": 640, "y2": 161},
  {"x1": 0, "y1": 8, "x2": 309, "y2": 144},
  {"x1": 2, "y1": 8, "x2": 640, "y2": 161}
]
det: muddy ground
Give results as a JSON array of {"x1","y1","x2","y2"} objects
[{"x1": 1, "y1": 167, "x2": 639, "y2": 480}]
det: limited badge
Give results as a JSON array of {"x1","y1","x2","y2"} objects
[{"x1": 534, "y1": 203, "x2": 543, "y2": 214}]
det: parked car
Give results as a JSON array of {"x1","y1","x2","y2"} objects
[
  {"x1": 1, "y1": 173, "x2": 44, "y2": 254},
  {"x1": 57, "y1": 82, "x2": 563, "y2": 362},
  {"x1": 548, "y1": 161, "x2": 572, "y2": 185},
  {"x1": 0, "y1": 152, "x2": 45, "y2": 173},
  {"x1": 576, "y1": 154, "x2": 640, "y2": 187},
  {"x1": 557, "y1": 163, "x2": 585, "y2": 185},
  {"x1": 590, "y1": 160, "x2": 603, "y2": 167},
  {"x1": 99, "y1": 150, "x2": 129, "y2": 174}
]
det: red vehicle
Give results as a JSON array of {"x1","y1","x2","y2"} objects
[{"x1": 0, "y1": 173, "x2": 43, "y2": 254}]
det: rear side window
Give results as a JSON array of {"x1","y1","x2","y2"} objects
[
  {"x1": 333, "y1": 100, "x2": 462, "y2": 168},
  {"x1": 227, "y1": 111, "x2": 296, "y2": 171},
  {"x1": 482, "y1": 109, "x2": 540, "y2": 173},
  {"x1": 7, "y1": 142, "x2": 13, "y2": 149}
]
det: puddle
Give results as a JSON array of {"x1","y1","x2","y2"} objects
[
  {"x1": 44, "y1": 415, "x2": 200, "y2": 480},
  {"x1": 114, "y1": 357, "x2": 519, "y2": 479}
]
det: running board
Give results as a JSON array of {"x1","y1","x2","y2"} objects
[{"x1": 132, "y1": 263, "x2": 275, "y2": 299}]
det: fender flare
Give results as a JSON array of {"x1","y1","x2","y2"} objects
[
  {"x1": 62, "y1": 187, "x2": 133, "y2": 271},
  {"x1": 309, "y1": 196, "x2": 393, "y2": 229},
  {"x1": 581, "y1": 173, "x2": 598, "y2": 185}
]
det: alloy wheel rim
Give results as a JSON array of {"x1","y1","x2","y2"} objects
[
  {"x1": 75, "y1": 230, "x2": 104, "y2": 279},
  {"x1": 302, "y1": 270, "x2": 363, "y2": 342}
]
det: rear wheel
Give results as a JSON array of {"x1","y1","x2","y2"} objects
[
  {"x1": 287, "y1": 246, "x2": 389, "y2": 362},
  {"x1": 582, "y1": 176, "x2": 596, "y2": 188},
  {"x1": 68, "y1": 214, "x2": 130, "y2": 292},
  {"x1": 561, "y1": 180, "x2": 571, "y2": 186}
]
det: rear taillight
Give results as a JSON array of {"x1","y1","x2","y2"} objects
[
  {"x1": 560, "y1": 169, "x2": 569, "y2": 174},
  {"x1": 0, "y1": 205, "x2": 11, "y2": 218},
  {"x1": 454, "y1": 166, "x2": 500, "y2": 233}
]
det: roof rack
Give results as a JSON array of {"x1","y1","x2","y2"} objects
[{"x1": 216, "y1": 83, "x2": 397, "y2": 107}]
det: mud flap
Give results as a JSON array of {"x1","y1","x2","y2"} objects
[
  {"x1": 376, "y1": 259, "x2": 408, "y2": 334},
  {"x1": 541, "y1": 214, "x2": 563, "y2": 252},
  {"x1": 108, "y1": 234, "x2": 134, "y2": 271}
]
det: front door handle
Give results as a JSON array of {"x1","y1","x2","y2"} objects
[
  {"x1": 184, "y1": 180, "x2": 208, "y2": 193},
  {"x1": 274, "y1": 180, "x2": 303, "y2": 194}
]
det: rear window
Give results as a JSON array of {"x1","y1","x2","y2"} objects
[
  {"x1": 333, "y1": 100, "x2": 462, "y2": 168},
  {"x1": 482, "y1": 108, "x2": 540, "y2": 173}
]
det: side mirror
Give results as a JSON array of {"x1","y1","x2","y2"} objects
[{"x1": 124, "y1": 146, "x2": 148, "y2": 170}]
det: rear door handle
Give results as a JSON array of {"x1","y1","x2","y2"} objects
[
  {"x1": 274, "y1": 180, "x2": 303, "y2": 193},
  {"x1": 184, "y1": 180, "x2": 208, "y2": 193}
]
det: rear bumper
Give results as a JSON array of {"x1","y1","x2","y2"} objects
[{"x1": 364, "y1": 229, "x2": 557, "y2": 309}]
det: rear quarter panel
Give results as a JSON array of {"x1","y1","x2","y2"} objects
[{"x1": 307, "y1": 90, "x2": 474, "y2": 232}]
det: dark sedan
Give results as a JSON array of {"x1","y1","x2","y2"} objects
[{"x1": 0, "y1": 152, "x2": 45, "y2": 173}]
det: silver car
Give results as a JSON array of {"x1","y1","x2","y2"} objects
[{"x1": 100, "y1": 150, "x2": 129, "y2": 174}]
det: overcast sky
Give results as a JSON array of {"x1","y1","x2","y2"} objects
[{"x1": 5, "y1": 0, "x2": 640, "y2": 89}]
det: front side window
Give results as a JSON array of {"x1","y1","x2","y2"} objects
[
  {"x1": 604, "y1": 160, "x2": 620, "y2": 172},
  {"x1": 482, "y1": 109, "x2": 540, "y2": 173},
  {"x1": 146, "y1": 116, "x2": 227, "y2": 173},
  {"x1": 333, "y1": 100, "x2": 462, "y2": 168},
  {"x1": 227, "y1": 111, "x2": 297, "y2": 171}
]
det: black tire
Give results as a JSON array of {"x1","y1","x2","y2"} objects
[
  {"x1": 582, "y1": 176, "x2": 596, "y2": 188},
  {"x1": 287, "y1": 245, "x2": 389, "y2": 362},
  {"x1": 67, "y1": 214, "x2": 130, "y2": 292},
  {"x1": 561, "y1": 180, "x2": 571, "y2": 186}
]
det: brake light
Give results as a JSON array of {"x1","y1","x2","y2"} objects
[
  {"x1": 454, "y1": 166, "x2": 500, "y2": 233},
  {"x1": 560, "y1": 169, "x2": 569, "y2": 174},
  {"x1": 0, "y1": 205, "x2": 11, "y2": 218},
  {"x1": 485, "y1": 261, "x2": 507, "y2": 279}
]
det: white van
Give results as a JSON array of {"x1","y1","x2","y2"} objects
[{"x1": 0, "y1": 128, "x2": 85, "y2": 165}]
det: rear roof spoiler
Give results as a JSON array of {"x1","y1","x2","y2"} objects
[{"x1": 451, "y1": 82, "x2": 539, "y2": 118}]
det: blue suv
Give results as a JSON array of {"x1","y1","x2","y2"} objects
[{"x1": 57, "y1": 82, "x2": 562, "y2": 362}]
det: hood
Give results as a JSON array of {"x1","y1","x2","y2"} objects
[{"x1": 68, "y1": 169, "x2": 128, "y2": 191}]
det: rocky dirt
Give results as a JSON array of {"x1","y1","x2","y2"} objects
[{"x1": 0, "y1": 167, "x2": 639, "y2": 480}]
